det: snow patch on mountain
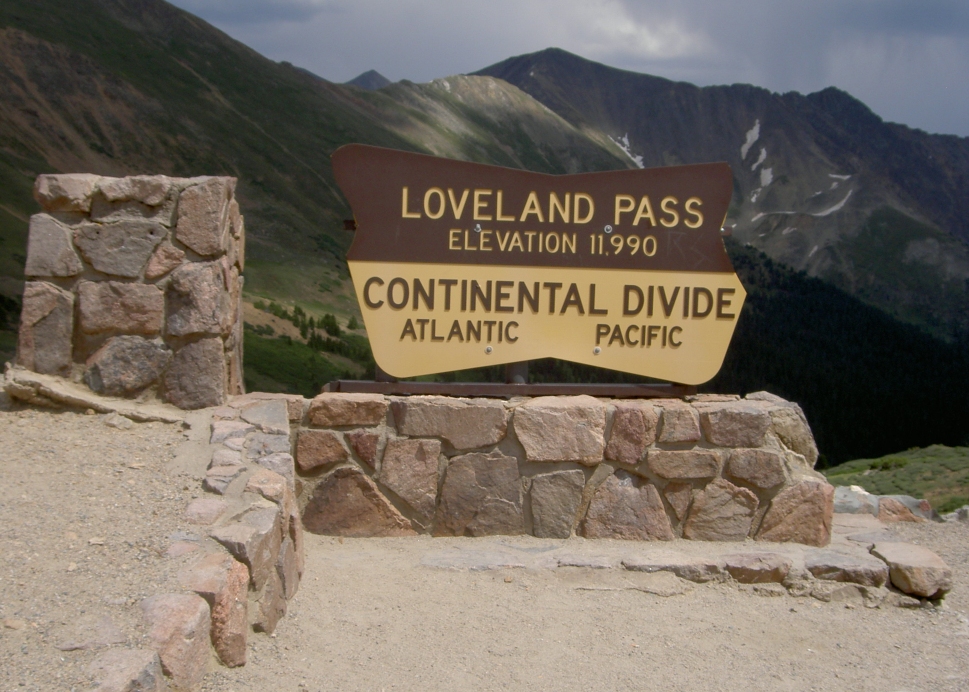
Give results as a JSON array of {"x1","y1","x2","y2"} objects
[
  {"x1": 816, "y1": 190, "x2": 853, "y2": 216},
  {"x1": 747, "y1": 188, "x2": 854, "y2": 223},
  {"x1": 751, "y1": 147, "x2": 767, "y2": 171},
  {"x1": 611, "y1": 133, "x2": 644, "y2": 168},
  {"x1": 741, "y1": 120, "x2": 760, "y2": 160},
  {"x1": 748, "y1": 165, "x2": 774, "y2": 203}
]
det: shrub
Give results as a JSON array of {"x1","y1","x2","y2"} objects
[{"x1": 321, "y1": 313, "x2": 341, "y2": 337}]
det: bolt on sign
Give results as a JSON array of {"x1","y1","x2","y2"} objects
[{"x1": 332, "y1": 144, "x2": 746, "y2": 384}]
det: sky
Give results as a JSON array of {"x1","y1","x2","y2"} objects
[{"x1": 168, "y1": 0, "x2": 969, "y2": 137}]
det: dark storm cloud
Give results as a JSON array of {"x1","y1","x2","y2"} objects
[
  {"x1": 834, "y1": 0, "x2": 969, "y2": 35},
  {"x1": 167, "y1": 0, "x2": 969, "y2": 137}
]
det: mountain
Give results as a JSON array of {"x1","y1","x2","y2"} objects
[
  {"x1": 0, "y1": 0, "x2": 400, "y2": 304},
  {"x1": 476, "y1": 48, "x2": 969, "y2": 339},
  {"x1": 0, "y1": 0, "x2": 629, "y2": 311},
  {"x1": 3, "y1": 6, "x2": 966, "y2": 338},
  {"x1": 345, "y1": 70, "x2": 391, "y2": 90}
]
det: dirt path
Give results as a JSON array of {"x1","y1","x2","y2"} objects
[{"x1": 1, "y1": 398, "x2": 968, "y2": 691}]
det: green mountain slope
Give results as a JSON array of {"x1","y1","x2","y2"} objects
[
  {"x1": 351, "y1": 75, "x2": 630, "y2": 174},
  {"x1": 0, "y1": 0, "x2": 398, "y2": 297},
  {"x1": 0, "y1": 0, "x2": 629, "y2": 308},
  {"x1": 476, "y1": 49, "x2": 969, "y2": 339}
]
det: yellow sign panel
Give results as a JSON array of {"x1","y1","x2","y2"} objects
[
  {"x1": 350, "y1": 262, "x2": 745, "y2": 384},
  {"x1": 333, "y1": 145, "x2": 746, "y2": 384}
]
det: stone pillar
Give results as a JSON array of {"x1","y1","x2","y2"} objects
[{"x1": 18, "y1": 174, "x2": 245, "y2": 409}]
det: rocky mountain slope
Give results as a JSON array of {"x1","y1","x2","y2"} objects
[
  {"x1": 350, "y1": 75, "x2": 629, "y2": 174},
  {"x1": 476, "y1": 49, "x2": 969, "y2": 338},
  {"x1": 344, "y1": 69, "x2": 391, "y2": 90}
]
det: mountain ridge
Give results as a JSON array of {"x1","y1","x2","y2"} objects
[{"x1": 474, "y1": 47, "x2": 969, "y2": 338}]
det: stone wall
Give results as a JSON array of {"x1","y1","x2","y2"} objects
[
  {"x1": 284, "y1": 391, "x2": 835, "y2": 547},
  {"x1": 114, "y1": 395, "x2": 309, "y2": 690},
  {"x1": 17, "y1": 173, "x2": 245, "y2": 409}
]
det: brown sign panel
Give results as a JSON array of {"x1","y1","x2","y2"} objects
[
  {"x1": 334, "y1": 144, "x2": 735, "y2": 272},
  {"x1": 332, "y1": 144, "x2": 746, "y2": 384}
]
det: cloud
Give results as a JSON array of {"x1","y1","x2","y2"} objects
[
  {"x1": 167, "y1": 0, "x2": 969, "y2": 136},
  {"x1": 550, "y1": 1, "x2": 708, "y2": 60},
  {"x1": 822, "y1": 32, "x2": 969, "y2": 136},
  {"x1": 175, "y1": 0, "x2": 717, "y2": 81}
]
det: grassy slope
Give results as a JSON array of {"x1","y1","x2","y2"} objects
[
  {"x1": 0, "y1": 0, "x2": 417, "y2": 279},
  {"x1": 242, "y1": 330, "x2": 350, "y2": 398},
  {"x1": 353, "y1": 76, "x2": 631, "y2": 174},
  {"x1": 824, "y1": 446, "x2": 969, "y2": 512}
]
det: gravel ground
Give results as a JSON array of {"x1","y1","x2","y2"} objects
[
  {"x1": 206, "y1": 528, "x2": 969, "y2": 692},
  {"x1": 0, "y1": 401, "x2": 199, "y2": 691},
  {"x1": 1, "y1": 397, "x2": 968, "y2": 691}
]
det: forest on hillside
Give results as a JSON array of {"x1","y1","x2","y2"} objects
[{"x1": 710, "y1": 242, "x2": 969, "y2": 465}]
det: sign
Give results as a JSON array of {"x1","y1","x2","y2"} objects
[{"x1": 332, "y1": 144, "x2": 746, "y2": 384}]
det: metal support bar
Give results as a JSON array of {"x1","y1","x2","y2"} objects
[
  {"x1": 374, "y1": 365, "x2": 397, "y2": 383},
  {"x1": 324, "y1": 380, "x2": 697, "y2": 399},
  {"x1": 504, "y1": 361, "x2": 529, "y2": 384}
]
